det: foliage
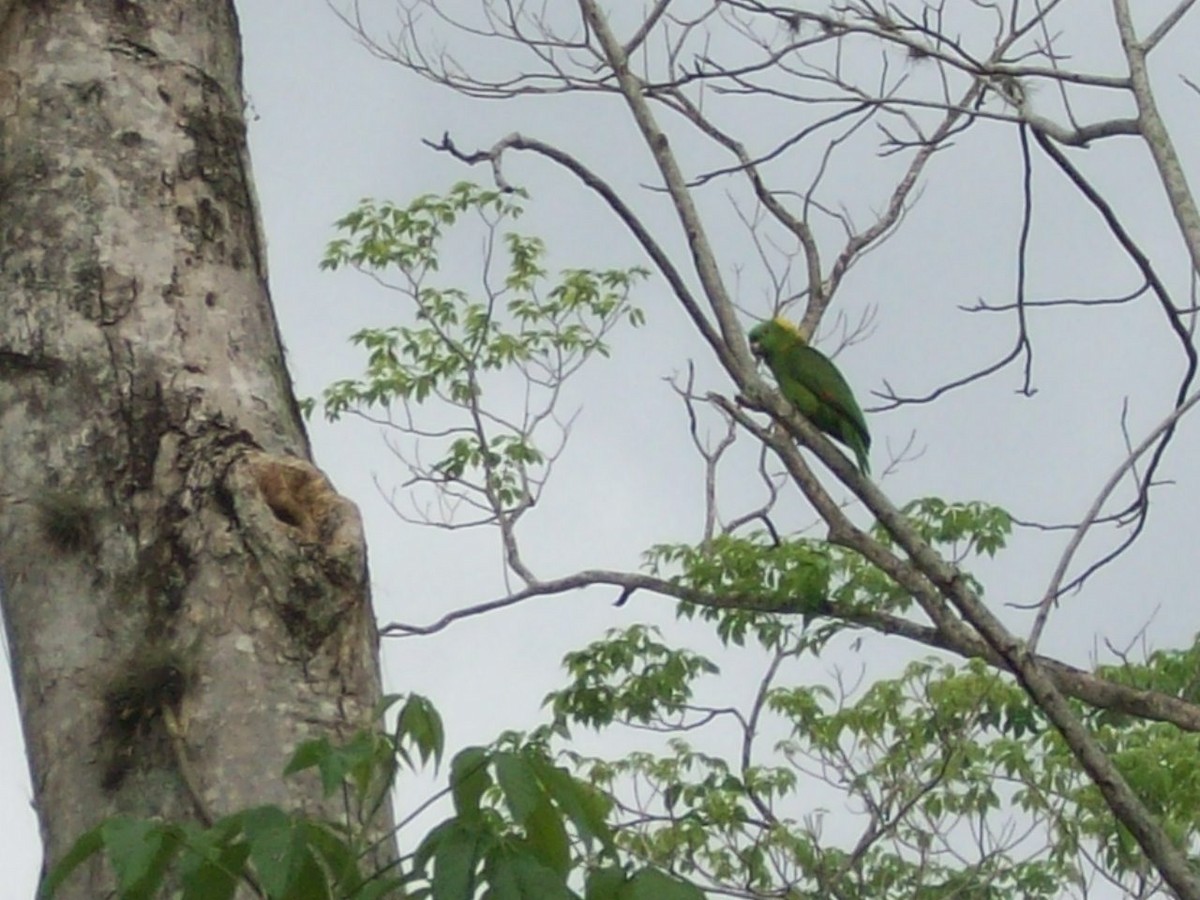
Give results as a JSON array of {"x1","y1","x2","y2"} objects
[
  {"x1": 536, "y1": 500, "x2": 1082, "y2": 898},
  {"x1": 496, "y1": 495, "x2": 1189, "y2": 897},
  {"x1": 410, "y1": 735, "x2": 699, "y2": 900},
  {"x1": 42, "y1": 693, "x2": 435, "y2": 900},
  {"x1": 549, "y1": 625, "x2": 721, "y2": 730},
  {"x1": 44, "y1": 693, "x2": 703, "y2": 900},
  {"x1": 639, "y1": 498, "x2": 1010, "y2": 653},
  {"x1": 52, "y1": 621, "x2": 1200, "y2": 898},
  {"x1": 316, "y1": 182, "x2": 646, "y2": 521},
  {"x1": 545, "y1": 616, "x2": 1200, "y2": 898}
]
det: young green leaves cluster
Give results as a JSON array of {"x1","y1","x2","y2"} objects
[
  {"x1": 548, "y1": 625, "x2": 720, "y2": 730},
  {"x1": 642, "y1": 499, "x2": 1012, "y2": 652},
  {"x1": 535, "y1": 499, "x2": 1081, "y2": 896},
  {"x1": 545, "y1": 633, "x2": 1076, "y2": 897},
  {"x1": 536, "y1": 492, "x2": 1200, "y2": 896},
  {"x1": 317, "y1": 183, "x2": 646, "y2": 522}
]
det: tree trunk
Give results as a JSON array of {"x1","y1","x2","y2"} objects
[{"x1": 0, "y1": 1, "x2": 389, "y2": 893}]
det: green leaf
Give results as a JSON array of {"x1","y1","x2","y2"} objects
[
  {"x1": 339, "y1": 729, "x2": 393, "y2": 805},
  {"x1": 285, "y1": 738, "x2": 334, "y2": 780},
  {"x1": 179, "y1": 845, "x2": 247, "y2": 900},
  {"x1": 484, "y1": 850, "x2": 578, "y2": 900},
  {"x1": 39, "y1": 823, "x2": 106, "y2": 898},
  {"x1": 301, "y1": 821, "x2": 358, "y2": 893},
  {"x1": 584, "y1": 865, "x2": 628, "y2": 900},
  {"x1": 450, "y1": 746, "x2": 493, "y2": 822},
  {"x1": 432, "y1": 821, "x2": 487, "y2": 900},
  {"x1": 239, "y1": 806, "x2": 302, "y2": 899},
  {"x1": 397, "y1": 694, "x2": 446, "y2": 771},
  {"x1": 352, "y1": 875, "x2": 410, "y2": 900},
  {"x1": 530, "y1": 758, "x2": 615, "y2": 856},
  {"x1": 101, "y1": 817, "x2": 182, "y2": 899},
  {"x1": 412, "y1": 817, "x2": 457, "y2": 878},
  {"x1": 523, "y1": 796, "x2": 570, "y2": 877},
  {"x1": 177, "y1": 821, "x2": 249, "y2": 900},
  {"x1": 494, "y1": 751, "x2": 542, "y2": 825},
  {"x1": 662, "y1": 783, "x2": 681, "y2": 813},
  {"x1": 283, "y1": 843, "x2": 332, "y2": 900},
  {"x1": 622, "y1": 868, "x2": 706, "y2": 900}
]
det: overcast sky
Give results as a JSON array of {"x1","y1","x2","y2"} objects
[{"x1": 4, "y1": 2, "x2": 1199, "y2": 894}]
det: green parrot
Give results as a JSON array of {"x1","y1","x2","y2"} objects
[{"x1": 748, "y1": 317, "x2": 871, "y2": 474}]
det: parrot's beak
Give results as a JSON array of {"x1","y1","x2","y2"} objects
[{"x1": 749, "y1": 337, "x2": 763, "y2": 359}]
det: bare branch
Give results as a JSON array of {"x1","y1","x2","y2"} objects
[
  {"x1": 578, "y1": 0, "x2": 751, "y2": 365},
  {"x1": 1143, "y1": 0, "x2": 1198, "y2": 54},
  {"x1": 427, "y1": 131, "x2": 730, "y2": 368},
  {"x1": 1028, "y1": 386, "x2": 1200, "y2": 650},
  {"x1": 379, "y1": 564, "x2": 1200, "y2": 734},
  {"x1": 1113, "y1": 0, "x2": 1200, "y2": 277}
]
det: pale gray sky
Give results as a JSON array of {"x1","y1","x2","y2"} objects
[{"x1": 5, "y1": 1, "x2": 1200, "y2": 894}]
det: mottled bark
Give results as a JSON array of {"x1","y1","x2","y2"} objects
[{"x1": 0, "y1": 1, "x2": 389, "y2": 893}]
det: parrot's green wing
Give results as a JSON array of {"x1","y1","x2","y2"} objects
[
  {"x1": 749, "y1": 318, "x2": 872, "y2": 473},
  {"x1": 783, "y1": 344, "x2": 870, "y2": 451}
]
